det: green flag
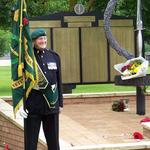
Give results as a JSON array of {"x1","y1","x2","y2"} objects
[{"x1": 10, "y1": 0, "x2": 38, "y2": 117}]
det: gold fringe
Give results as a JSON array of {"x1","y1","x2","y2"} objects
[
  {"x1": 23, "y1": 0, "x2": 27, "y2": 12},
  {"x1": 10, "y1": 47, "x2": 19, "y2": 57},
  {"x1": 18, "y1": 63, "x2": 24, "y2": 77},
  {"x1": 34, "y1": 58, "x2": 39, "y2": 85},
  {"x1": 12, "y1": 78, "x2": 23, "y2": 89},
  {"x1": 13, "y1": 98, "x2": 23, "y2": 119},
  {"x1": 14, "y1": 9, "x2": 19, "y2": 22}
]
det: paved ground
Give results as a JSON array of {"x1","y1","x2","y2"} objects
[
  {"x1": 1, "y1": 95, "x2": 150, "y2": 149},
  {"x1": 59, "y1": 100, "x2": 150, "y2": 149}
]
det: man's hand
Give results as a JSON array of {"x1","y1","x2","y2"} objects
[{"x1": 17, "y1": 105, "x2": 29, "y2": 118}]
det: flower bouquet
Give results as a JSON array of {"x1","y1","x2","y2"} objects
[
  {"x1": 114, "y1": 56, "x2": 149, "y2": 80},
  {"x1": 112, "y1": 99, "x2": 125, "y2": 112}
]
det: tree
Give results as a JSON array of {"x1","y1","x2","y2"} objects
[
  {"x1": 87, "y1": 0, "x2": 95, "y2": 12},
  {"x1": 0, "y1": 0, "x2": 15, "y2": 28},
  {"x1": 0, "y1": 0, "x2": 150, "y2": 44},
  {"x1": 27, "y1": 0, "x2": 69, "y2": 17},
  {"x1": 0, "y1": 29, "x2": 11, "y2": 57},
  {"x1": 142, "y1": 0, "x2": 150, "y2": 42},
  {"x1": 114, "y1": 0, "x2": 150, "y2": 43},
  {"x1": 92, "y1": 0, "x2": 150, "y2": 43},
  {"x1": 69, "y1": 0, "x2": 77, "y2": 11}
]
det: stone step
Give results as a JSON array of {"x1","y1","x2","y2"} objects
[
  {"x1": 0, "y1": 146, "x2": 4, "y2": 150},
  {"x1": 142, "y1": 122, "x2": 150, "y2": 139},
  {"x1": 64, "y1": 142, "x2": 150, "y2": 150},
  {"x1": 0, "y1": 98, "x2": 69, "y2": 150},
  {"x1": 0, "y1": 98, "x2": 47, "y2": 150}
]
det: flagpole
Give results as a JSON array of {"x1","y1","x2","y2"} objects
[
  {"x1": 19, "y1": 0, "x2": 27, "y2": 149},
  {"x1": 19, "y1": 0, "x2": 23, "y2": 64}
]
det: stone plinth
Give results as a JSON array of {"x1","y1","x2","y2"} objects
[
  {"x1": 115, "y1": 75, "x2": 150, "y2": 86},
  {"x1": 142, "y1": 122, "x2": 150, "y2": 139}
]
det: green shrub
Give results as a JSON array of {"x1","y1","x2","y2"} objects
[
  {"x1": 0, "y1": 29, "x2": 12, "y2": 57},
  {"x1": 145, "y1": 42, "x2": 150, "y2": 52}
]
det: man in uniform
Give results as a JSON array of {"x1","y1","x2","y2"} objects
[{"x1": 19, "y1": 28, "x2": 63, "y2": 150}]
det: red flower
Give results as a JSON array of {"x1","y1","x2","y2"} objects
[
  {"x1": 133, "y1": 132, "x2": 143, "y2": 140},
  {"x1": 118, "y1": 101, "x2": 125, "y2": 111},
  {"x1": 23, "y1": 17, "x2": 29, "y2": 26},
  {"x1": 140, "y1": 117, "x2": 150, "y2": 123},
  {"x1": 121, "y1": 65, "x2": 127, "y2": 72},
  {"x1": 121, "y1": 64, "x2": 132, "y2": 72},
  {"x1": 4, "y1": 144, "x2": 9, "y2": 150},
  {"x1": 126, "y1": 64, "x2": 131, "y2": 69}
]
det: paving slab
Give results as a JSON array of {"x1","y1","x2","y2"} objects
[{"x1": 60, "y1": 100, "x2": 150, "y2": 149}]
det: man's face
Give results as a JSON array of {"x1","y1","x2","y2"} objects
[{"x1": 34, "y1": 36, "x2": 47, "y2": 50}]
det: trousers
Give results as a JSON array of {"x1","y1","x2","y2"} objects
[{"x1": 24, "y1": 113, "x2": 59, "y2": 150}]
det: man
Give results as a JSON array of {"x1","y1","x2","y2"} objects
[{"x1": 20, "y1": 28, "x2": 63, "y2": 150}]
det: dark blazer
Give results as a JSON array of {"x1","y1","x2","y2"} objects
[{"x1": 26, "y1": 48, "x2": 63, "y2": 114}]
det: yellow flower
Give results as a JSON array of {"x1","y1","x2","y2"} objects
[{"x1": 134, "y1": 67, "x2": 139, "y2": 73}]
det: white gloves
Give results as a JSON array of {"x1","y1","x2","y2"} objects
[{"x1": 17, "y1": 105, "x2": 29, "y2": 118}]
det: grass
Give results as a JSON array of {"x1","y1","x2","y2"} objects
[
  {"x1": 0, "y1": 66, "x2": 137, "y2": 97},
  {"x1": 1, "y1": 66, "x2": 150, "y2": 96},
  {"x1": 72, "y1": 84, "x2": 135, "y2": 93},
  {"x1": 0, "y1": 66, "x2": 11, "y2": 96}
]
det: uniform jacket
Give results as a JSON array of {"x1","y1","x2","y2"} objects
[{"x1": 26, "y1": 47, "x2": 63, "y2": 114}]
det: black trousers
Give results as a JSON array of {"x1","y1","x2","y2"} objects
[{"x1": 24, "y1": 113, "x2": 60, "y2": 150}]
